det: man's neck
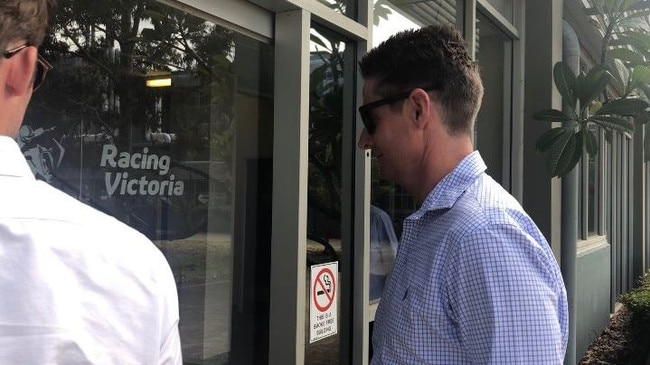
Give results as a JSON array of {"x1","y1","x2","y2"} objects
[{"x1": 411, "y1": 137, "x2": 474, "y2": 205}]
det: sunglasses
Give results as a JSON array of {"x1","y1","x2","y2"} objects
[
  {"x1": 358, "y1": 86, "x2": 437, "y2": 134},
  {"x1": 2, "y1": 44, "x2": 53, "y2": 91}
]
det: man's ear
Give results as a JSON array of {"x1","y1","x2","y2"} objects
[
  {"x1": 4, "y1": 46, "x2": 37, "y2": 97},
  {"x1": 410, "y1": 88, "x2": 432, "y2": 129}
]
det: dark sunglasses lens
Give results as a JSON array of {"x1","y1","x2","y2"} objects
[{"x1": 359, "y1": 108, "x2": 376, "y2": 134}]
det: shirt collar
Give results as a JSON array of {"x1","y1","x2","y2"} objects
[
  {"x1": 408, "y1": 151, "x2": 486, "y2": 220},
  {"x1": 0, "y1": 135, "x2": 36, "y2": 180}
]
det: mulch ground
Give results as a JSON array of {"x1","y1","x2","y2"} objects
[{"x1": 579, "y1": 307, "x2": 650, "y2": 364}]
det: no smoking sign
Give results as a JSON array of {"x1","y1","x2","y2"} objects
[{"x1": 309, "y1": 261, "x2": 338, "y2": 343}]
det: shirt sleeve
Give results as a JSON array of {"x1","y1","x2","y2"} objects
[
  {"x1": 158, "y1": 321, "x2": 182, "y2": 365},
  {"x1": 155, "y1": 255, "x2": 183, "y2": 365},
  {"x1": 444, "y1": 223, "x2": 566, "y2": 364}
]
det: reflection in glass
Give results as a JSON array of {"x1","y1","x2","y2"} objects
[
  {"x1": 374, "y1": 0, "x2": 457, "y2": 45},
  {"x1": 475, "y1": 12, "x2": 512, "y2": 187},
  {"x1": 369, "y1": 205, "x2": 398, "y2": 300},
  {"x1": 587, "y1": 126, "x2": 600, "y2": 234},
  {"x1": 484, "y1": 0, "x2": 514, "y2": 22},
  {"x1": 25, "y1": 1, "x2": 273, "y2": 364},
  {"x1": 306, "y1": 24, "x2": 347, "y2": 365},
  {"x1": 316, "y1": 0, "x2": 357, "y2": 20}
]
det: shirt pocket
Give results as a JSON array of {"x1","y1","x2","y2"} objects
[{"x1": 398, "y1": 283, "x2": 429, "y2": 338}]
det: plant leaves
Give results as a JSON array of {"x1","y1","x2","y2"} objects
[
  {"x1": 553, "y1": 62, "x2": 578, "y2": 110},
  {"x1": 635, "y1": 110, "x2": 650, "y2": 124},
  {"x1": 608, "y1": 47, "x2": 646, "y2": 66},
  {"x1": 615, "y1": 32, "x2": 650, "y2": 58},
  {"x1": 621, "y1": 0, "x2": 638, "y2": 11},
  {"x1": 619, "y1": 15, "x2": 650, "y2": 30},
  {"x1": 590, "y1": 115, "x2": 636, "y2": 133},
  {"x1": 547, "y1": 128, "x2": 580, "y2": 178},
  {"x1": 536, "y1": 127, "x2": 568, "y2": 152},
  {"x1": 608, "y1": 59, "x2": 630, "y2": 95},
  {"x1": 639, "y1": 83, "x2": 650, "y2": 102},
  {"x1": 578, "y1": 66, "x2": 611, "y2": 108},
  {"x1": 532, "y1": 109, "x2": 574, "y2": 123},
  {"x1": 596, "y1": 98, "x2": 649, "y2": 116},
  {"x1": 630, "y1": 66, "x2": 650, "y2": 93},
  {"x1": 559, "y1": 130, "x2": 584, "y2": 177},
  {"x1": 602, "y1": 0, "x2": 621, "y2": 14}
]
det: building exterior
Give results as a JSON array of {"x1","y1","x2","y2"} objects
[{"x1": 20, "y1": 0, "x2": 649, "y2": 363}]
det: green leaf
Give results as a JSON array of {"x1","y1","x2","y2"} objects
[
  {"x1": 616, "y1": 32, "x2": 650, "y2": 58},
  {"x1": 619, "y1": 15, "x2": 650, "y2": 30},
  {"x1": 578, "y1": 66, "x2": 610, "y2": 108},
  {"x1": 622, "y1": 0, "x2": 647, "y2": 12},
  {"x1": 635, "y1": 110, "x2": 650, "y2": 124},
  {"x1": 536, "y1": 127, "x2": 567, "y2": 152},
  {"x1": 546, "y1": 128, "x2": 572, "y2": 175},
  {"x1": 590, "y1": 115, "x2": 635, "y2": 133},
  {"x1": 558, "y1": 130, "x2": 584, "y2": 177},
  {"x1": 630, "y1": 66, "x2": 650, "y2": 92},
  {"x1": 608, "y1": 47, "x2": 646, "y2": 66},
  {"x1": 553, "y1": 62, "x2": 578, "y2": 110},
  {"x1": 532, "y1": 109, "x2": 574, "y2": 123},
  {"x1": 608, "y1": 59, "x2": 629, "y2": 95},
  {"x1": 639, "y1": 83, "x2": 650, "y2": 101},
  {"x1": 547, "y1": 129, "x2": 580, "y2": 178},
  {"x1": 602, "y1": 0, "x2": 621, "y2": 14},
  {"x1": 584, "y1": 128, "x2": 599, "y2": 155},
  {"x1": 596, "y1": 98, "x2": 649, "y2": 116}
]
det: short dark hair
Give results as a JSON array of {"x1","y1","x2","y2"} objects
[
  {"x1": 359, "y1": 24, "x2": 483, "y2": 135},
  {"x1": 0, "y1": 0, "x2": 56, "y2": 50}
]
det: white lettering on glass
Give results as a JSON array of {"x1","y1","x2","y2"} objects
[{"x1": 100, "y1": 144, "x2": 184, "y2": 197}]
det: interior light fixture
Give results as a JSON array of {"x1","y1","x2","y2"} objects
[{"x1": 146, "y1": 77, "x2": 172, "y2": 88}]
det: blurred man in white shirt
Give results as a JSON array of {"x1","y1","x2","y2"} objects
[{"x1": 0, "y1": 1, "x2": 182, "y2": 363}]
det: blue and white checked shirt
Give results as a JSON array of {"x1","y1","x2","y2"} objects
[{"x1": 371, "y1": 151, "x2": 568, "y2": 364}]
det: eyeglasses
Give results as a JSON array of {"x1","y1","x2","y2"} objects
[
  {"x1": 2, "y1": 44, "x2": 53, "y2": 91},
  {"x1": 358, "y1": 86, "x2": 437, "y2": 134}
]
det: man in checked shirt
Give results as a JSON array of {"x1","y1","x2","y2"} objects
[{"x1": 357, "y1": 25, "x2": 568, "y2": 364}]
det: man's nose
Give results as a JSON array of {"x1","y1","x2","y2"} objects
[{"x1": 357, "y1": 128, "x2": 371, "y2": 150}]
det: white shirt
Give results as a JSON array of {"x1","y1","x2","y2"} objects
[{"x1": 0, "y1": 136, "x2": 182, "y2": 364}]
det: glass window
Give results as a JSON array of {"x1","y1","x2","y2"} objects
[
  {"x1": 25, "y1": 1, "x2": 273, "y2": 364},
  {"x1": 475, "y1": 12, "x2": 513, "y2": 189},
  {"x1": 373, "y1": 0, "x2": 457, "y2": 47},
  {"x1": 318, "y1": 0, "x2": 357, "y2": 20},
  {"x1": 484, "y1": 0, "x2": 513, "y2": 22},
  {"x1": 585, "y1": 127, "x2": 601, "y2": 236},
  {"x1": 306, "y1": 23, "x2": 356, "y2": 364}
]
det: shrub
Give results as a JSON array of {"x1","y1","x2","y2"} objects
[
  {"x1": 580, "y1": 273, "x2": 650, "y2": 364},
  {"x1": 620, "y1": 272, "x2": 650, "y2": 323}
]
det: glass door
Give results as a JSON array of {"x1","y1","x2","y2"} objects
[{"x1": 25, "y1": 1, "x2": 274, "y2": 363}]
